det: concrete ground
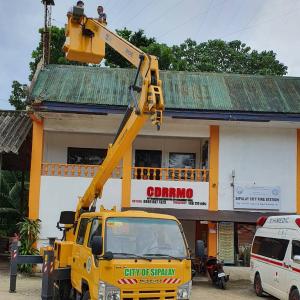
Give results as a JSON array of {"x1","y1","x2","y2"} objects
[{"x1": 0, "y1": 259, "x2": 275, "y2": 300}]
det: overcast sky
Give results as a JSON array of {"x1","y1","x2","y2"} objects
[{"x1": 1, "y1": 0, "x2": 300, "y2": 110}]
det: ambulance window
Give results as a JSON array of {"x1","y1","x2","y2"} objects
[
  {"x1": 76, "y1": 218, "x2": 89, "y2": 245},
  {"x1": 252, "y1": 236, "x2": 289, "y2": 261},
  {"x1": 292, "y1": 240, "x2": 300, "y2": 259},
  {"x1": 88, "y1": 219, "x2": 102, "y2": 248}
]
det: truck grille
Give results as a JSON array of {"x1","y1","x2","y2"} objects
[{"x1": 122, "y1": 289, "x2": 176, "y2": 300}]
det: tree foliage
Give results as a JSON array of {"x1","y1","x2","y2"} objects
[
  {"x1": 10, "y1": 26, "x2": 83, "y2": 110},
  {"x1": 8, "y1": 26, "x2": 287, "y2": 110},
  {"x1": 9, "y1": 81, "x2": 28, "y2": 110},
  {"x1": 105, "y1": 28, "x2": 156, "y2": 68},
  {"x1": 171, "y1": 39, "x2": 287, "y2": 75}
]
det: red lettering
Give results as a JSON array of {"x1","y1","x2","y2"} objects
[
  {"x1": 162, "y1": 187, "x2": 169, "y2": 197},
  {"x1": 147, "y1": 186, "x2": 154, "y2": 197},
  {"x1": 176, "y1": 188, "x2": 186, "y2": 198},
  {"x1": 186, "y1": 188, "x2": 193, "y2": 198},
  {"x1": 154, "y1": 187, "x2": 161, "y2": 197},
  {"x1": 169, "y1": 188, "x2": 176, "y2": 198}
]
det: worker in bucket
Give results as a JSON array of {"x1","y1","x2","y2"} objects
[{"x1": 97, "y1": 5, "x2": 107, "y2": 23}]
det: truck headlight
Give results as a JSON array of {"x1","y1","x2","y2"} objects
[
  {"x1": 98, "y1": 281, "x2": 120, "y2": 300},
  {"x1": 177, "y1": 281, "x2": 192, "y2": 300}
]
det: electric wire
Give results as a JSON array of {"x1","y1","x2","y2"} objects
[
  {"x1": 156, "y1": 0, "x2": 228, "y2": 40},
  {"x1": 219, "y1": 5, "x2": 300, "y2": 39},
  {"x1": 123, "y1": 0, "x2": 161, "y2": 27},
  {"x1": 142, "y1": 0, "x2": 185, "y2": 31}
]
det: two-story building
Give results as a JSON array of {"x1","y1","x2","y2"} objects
[{"x1": 28, "y1": 64, "x2": 300, "y2": 264}]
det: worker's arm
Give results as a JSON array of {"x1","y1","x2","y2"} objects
[{"x1": 64, "y1": 16, "x2": 164, "y2": 220}]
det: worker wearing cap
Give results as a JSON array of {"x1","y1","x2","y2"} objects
[
  {"x1": 68, "y1": 1, "x2": 85, "y2": 16},
  {"x1": 97, "y1": 5, "x2": 107, "y2": 23}
]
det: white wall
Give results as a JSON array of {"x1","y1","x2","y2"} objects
[
  {"x1": 218, "y1": 126, "x2": 297, "y2": 212},
  {"x1": 39, "y1": 176, "x2": 121, "y2": 239},
  {"x1": 43, "y1": 131, "x2": 206, "y2": 169}
]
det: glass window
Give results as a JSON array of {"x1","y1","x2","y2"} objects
[
  {"x1": 292, "y1": 240, "x2": 300, "y2": 259},
  {"x1": 135, "y1": 150, "x2": 162, "y2": 180},
  {"x1": 169, "y1": 153, "x2": 196, "y2": 180},
  {"x1": 252, "y1": 236, "x2": 289, "y2": 261},
  {"x1": 88, "y1": 219, "x2": 102, "y2": 248},
  {"x1": 67, "y1": 147, "x2": 107, "y2": 165},
  {"x1": 105, "y1": 218, "x2": 188, "y2": 258},
  {"x1": 76, "y1": 218, "x2": 89, "y2": 245}
]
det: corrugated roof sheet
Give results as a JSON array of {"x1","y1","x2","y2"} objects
[
  {"x1": 30, "y1": 64, "x2": 300, "y2": 113},
  {"x1": 0, "y1": 111, "x2": 32, "y2": 154}
]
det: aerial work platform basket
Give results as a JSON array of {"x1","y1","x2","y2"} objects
[{"x1": 63, "y1": 10, "x2": 105, "y2": 64}]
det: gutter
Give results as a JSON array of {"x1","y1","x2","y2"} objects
[{"x1": 32, "y1": 101, "x2": 300, "y2": 123}]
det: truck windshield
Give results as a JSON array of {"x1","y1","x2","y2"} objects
[{"x1": 105, "y1": 217, "x2": 188, "y2": 258}]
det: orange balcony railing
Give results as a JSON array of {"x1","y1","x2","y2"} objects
[
  {"x1": 41, "y1": 163, "x2": 209, "y2": 182},
  {"x1": 132, "y1": 167, "x2": 209, "y2": 182},
  {"x1": 41, "y1": 163, "x2": 122, "y2": 178}
]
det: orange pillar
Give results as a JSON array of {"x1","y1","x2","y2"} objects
[
  {"x1": 297, "y1": 129, "x2": 300, "y2": 214},
  {"x1": 28, "y1": 120, "x2": 44, "y2": 220},
  {"x1": 122, "y1": 145, "x2": 132, "y2": 208},
  {"x1": 209, "y1": 125, "x2": 219, "y2": 211},
  {"x1": 207, "y1": 222, "x2": 217, "y2": 257},
  {"x1": 208, "y1": 126, "x2": 219, "y2": 256}
]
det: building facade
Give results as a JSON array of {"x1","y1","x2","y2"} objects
[{"x1": 29, "y1": 65, "x2": 300, "y2": 264}]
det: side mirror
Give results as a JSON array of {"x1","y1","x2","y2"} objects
[
  {"x1": 59, "y1": 211, "x2": 75, "y2": 225},
  {"x1": 293, "y1": 255, "x2": 300, "y2": 264},
  {"x1": 103, "y1": 251, "x2": 114, "y2": 261},
  {"x1": 91, "y1": 236, "x2": 103, "y2": 256}
]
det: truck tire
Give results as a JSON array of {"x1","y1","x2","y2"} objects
[
  {"x1": 82, "y1": 290, "x2": 91, "y2": 300},
  {"x1": 290, "y1": 289, "x2": 300, "y2": 300},
  {"x1": 254, "y1": 273, "x2": 263, "y2": 297}
]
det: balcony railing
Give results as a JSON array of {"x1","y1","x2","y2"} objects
[{"x1": 41, "y1": 163, "x2": 209, "y2": 182}]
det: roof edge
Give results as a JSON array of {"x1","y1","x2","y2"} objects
[{"x1": 33, "y1": 101, "x2": 300, "y2": 122}]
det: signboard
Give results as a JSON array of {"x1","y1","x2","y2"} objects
[
  {"x1": 131, "y1": 180, "x2": 209, "y2": 210},
  {"x1": 218, "y1": 222, "x2": 235, "y2": 264},
  {"x1": 234, "y1": 185, "x2": 280, "y2": 210}
]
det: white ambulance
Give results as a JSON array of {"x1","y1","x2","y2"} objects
[{"x1": 250, "y1": 215, "x2": 300, "y2": 300}]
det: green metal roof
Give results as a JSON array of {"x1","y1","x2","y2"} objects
[{"x1": 30, "y1": 64, "x2": 300, "y2": 113}]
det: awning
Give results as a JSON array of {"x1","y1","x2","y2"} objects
[{"x1": 0, "y1": 111, "x2": 32, "y2": 154}]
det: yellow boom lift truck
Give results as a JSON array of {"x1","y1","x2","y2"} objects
[{"x1": 32, "y1": 6, "x2": 192, "y2": 300}]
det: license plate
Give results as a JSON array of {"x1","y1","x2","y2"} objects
[{"x1": 218, "y1": 273, "x2": 225, "y2": 278}]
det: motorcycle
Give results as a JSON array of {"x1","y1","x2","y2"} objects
[
  {"x1": 192, "y1": 240, "x2": 229, "y2": 289},
  {"x1": 206, "y1": 256, "x2": 229, "y2": 289}
]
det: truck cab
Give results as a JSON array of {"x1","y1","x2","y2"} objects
[{"x1": 55, "y1": 210, "x2": 192, "y2": 300}]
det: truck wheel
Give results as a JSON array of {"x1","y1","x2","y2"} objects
[
  {"x1": 254, "y1": 274, "x2": 263, "y2": 297},
  {"x1": 290, "y1": 289, "x2": 300, "y2": 300},
  {"x1": 82, "y1": 290, "x2": 91, "y2": 300}
]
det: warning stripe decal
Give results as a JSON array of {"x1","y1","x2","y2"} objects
[
  {"x1": 118, "y1": 278, "x2": 138, "y2": 285},
  {"x1": 163, "y1": 278, "x2": 181, "y2": 284}
]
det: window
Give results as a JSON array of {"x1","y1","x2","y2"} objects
[
  {"x1": 169, "y1": 152, "x2": 196, "y2": 180},
  {"x1": 76, "y1": 218, "x2": 89, "y2": 245},
  {"x1": 252, "y1": 236, "x2": 289, "y2": 261},
  {"x1": 135, "y1": 150, "x2": 162, "y2": 180},
  {"x1": 292, "y1": 240, "x2": 300, "y2": 260},
  {"x1": 88, "y1": 219, "x2": 102, "y2": 248},
  {"x1": 67, "y1": 147, "x2": 107, "y2": 165}
]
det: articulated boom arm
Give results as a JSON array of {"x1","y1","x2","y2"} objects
[{"x1": 64, "y1": 15, "x2": 164, "y2": 221}]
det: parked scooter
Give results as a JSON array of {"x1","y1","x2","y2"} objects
[
  {"x1": 193, "y1": 240, "x2": 229, "y2": 289},
  {"x1": 206, "y1": 256, "x2": 229, "y2": 289}
]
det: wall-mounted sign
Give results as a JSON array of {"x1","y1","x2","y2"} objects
[
  {"x1": 131, "y1": 180, "x2": 209, "y2": 210},
  {"x1": 234, "y1": 185, "x2": 280, "y2": 210},
  {"x1": 218, "y1": 222, "x2": 235, "y2": 264}
]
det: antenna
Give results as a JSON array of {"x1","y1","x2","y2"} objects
[{"x1": 41, "y1": 0, "x2": 55, "y2": 65}]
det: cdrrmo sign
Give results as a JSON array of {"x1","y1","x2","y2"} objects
[{"x1": 147, "y1": 186, "x2": 193, "y2": 199}]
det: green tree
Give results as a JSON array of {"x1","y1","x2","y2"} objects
[
  {"x1": 9, "y1": 26, "x2": 83, "y2": 110},
  {"x1": 105, "y1": 28, "x2": 156, "y2": 68},
  {"x1": 171, "y1": 39, "x2": 287, "y2": 75},
  {"x1": 8, "y1": 81, "x2": 28, "y2": 110}
]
